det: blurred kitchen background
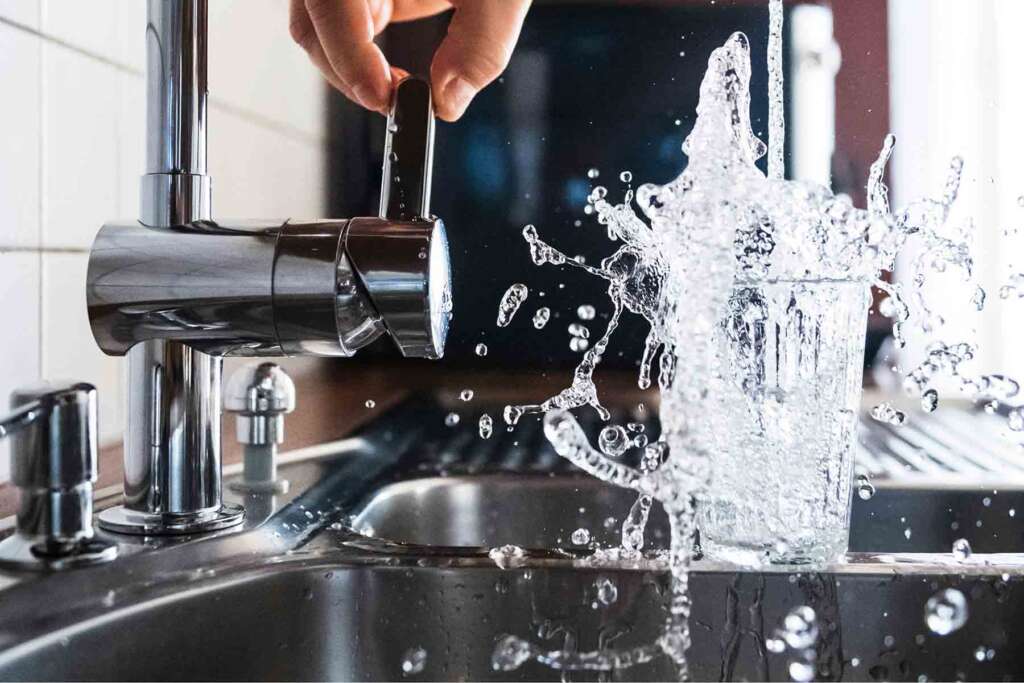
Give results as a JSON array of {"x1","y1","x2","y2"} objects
[{"x1": 1, "y1": 0, "x2": 1022, "y2": 481}]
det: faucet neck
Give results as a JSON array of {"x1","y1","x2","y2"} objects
[{"x1": 142, "y1": 0, "x2": 210, "y2": 226}]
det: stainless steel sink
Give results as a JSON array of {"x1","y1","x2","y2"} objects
[{"x1": 0, "y1": 399, "x2": 1022, "y2": 681}]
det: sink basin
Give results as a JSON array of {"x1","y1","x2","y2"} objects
[
  {"x1": 353, "y1": 473, "x2": 1024, "y2": 555},
  {"x1": 0, "y1": 399, "x2": 1022, "y2": 681}
]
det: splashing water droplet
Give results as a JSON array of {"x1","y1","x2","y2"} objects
[
  {"x1": 595, "y1": 577, "x2": 618, "y2": 605},
  {"x1": 925, "y1": 588, "x2": 968, "y2": 635},
  {"x1": 478, "y1": 414, "x2": 493, "y2": 439},
  {"x1": 459, "y1": 389, "x2": 474, "y2": 402},
  {"x1": 401, "y1": 646, "x2": 427, "y2": 675},
  {"x1": 488, "y1": 544, "x2": 526, "y2": 570},
  {"x1": 779, "y1": 606, "x2": 819, "y2": 650},
  {"x1": 871, "y1": 402, "x2": 907, "y2": 425},
  {"x1": 365, "y1": 399, "x2": 375, "y2": 409},
  {"x1": 491, "y1": 635, "x2": 535, "y2": 672},
  {"x1": 569, "y1": 337, "x2": 590, "y2": 353},
  {"x1": 620, "y1": 171, "x2": 633, "y2": 183},
  {"x1": 856, "y1": 474, "x2": 876, "y2": 500},
  {"x1": 571, "y1": 527, "x2": 591, "y2": 545},
  {"x1": 475, "y1": 343, "x2": 489, "y2": 357},
  {"x1": 533, "y1": 307, "x2": 551, "y2": 329},
  {"x1": 568, "y1": 323, "x2": 590, "y2": 339},
  {"x1": 598, "y1": 425, "x2": 630, "y2": 457},
  {"x1": 789, "y1": 661, "x2": 815, "y2": 683},
  {"x1": 503, "y1": 405, "x2": 525, "y2": 426},
  {"x1": 921, "y1": 389, "x2": 939, "y2": 413},
  {"x1": 497, "y1": 284, "x2": 529, "y2": 327},
  {"x1": 587, "y1": 168, "x2": 600, "y2": 179},
  {"x1": 1009, "y1": 408, "x2": 1024, "y2": 432},
  {"x1": 952, "y1": 538, "x2": 972, "y2": 561},
  {"x1": 577, "y1": 304, "x2": 597, "y2": 320},
  {"x1": 444, "y1": 412, "x2": 461, "y2": 427}
]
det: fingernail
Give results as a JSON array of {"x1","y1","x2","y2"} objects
[{"x1": 442, "y1": 76, "x2": 476, "y2": 120}]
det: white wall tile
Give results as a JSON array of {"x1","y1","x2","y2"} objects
[
  {"x1": 0, "y1": 252, "x2": 41, "y2": 481},
  {"x1": 209, "y1": 0, "x2": 326, "y2": 141},
  {"x1": 117, "y1": 72, "x2": 144, "y2": 219},
  {"x1": 41, "y1": 252, "x2": 123, "y2": 446},
  {"x1": 209, "y1": 107, "x2": 325, "y2": 219},
  {"x1": 0, "y1": 24, "x2": 41, "y2": 248},
  {"x1": 42, "y1": 42, "x2": 119, "y2": 249},
  {"x1": 41, "y1": 0, "x2": 117, "y2": 63},
  {"x1": 0, "y1": 0, "x2": 40, "y2": 29},
  {"x1": 113, "y1": 0, "x2": 144, "y2": 72}
]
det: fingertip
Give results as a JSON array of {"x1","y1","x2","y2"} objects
[{"x1": 432, "y1": 73, "x2": 477, "y2": 122}]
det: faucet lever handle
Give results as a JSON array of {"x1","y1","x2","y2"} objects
[{"x1": 380, "y1": 76, "x2": 435, "y2": 221}]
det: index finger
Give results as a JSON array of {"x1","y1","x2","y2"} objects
[{"x1": 304, "y1": 0, "x2": 394, "y2": 113}]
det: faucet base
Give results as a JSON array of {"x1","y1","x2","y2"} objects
[
  {"x1": 0, "y1": 534, "x2": 118, "y2": 571},
  {"x1": 97, "y1": 504, "x2": 243, "y2": 536}
]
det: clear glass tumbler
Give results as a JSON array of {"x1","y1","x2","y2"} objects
[{"x1": 695, "y1": 279, "x2": 870, "y2": 566}]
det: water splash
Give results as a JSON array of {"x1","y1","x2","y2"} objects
[
  {"x1": 492, "y1": 0, "x2": 1018, "y2": 677},
  {"x1": 497, "y1": 284, "x2": 529, "y2": 327}
]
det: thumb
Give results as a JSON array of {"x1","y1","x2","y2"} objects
[{"x1": 430, "y1": 0, "x2": 531, "y2": 122}]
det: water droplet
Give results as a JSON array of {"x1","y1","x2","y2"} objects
[
  {"x1": 577, "y1": 304, "x2": 596, "y2": 320},
  {"x1": 952, "y1": 538, "x2": 972, "y2": 561},
  {"x1": 1008, "y1": 408, "x2": 1024, "y2": 432},
  {"x1": 401, "y1": 646, "x2": 427, "y2": 675},
  {"x1": 765, "y1": 638, "x2": 786, "y2": 654},
  {"x1": 568, "y1": 323, "x2": 590, "y2": 339},
  {"x1": 491, "y1": 635, "x2": 534, "y2": 672},
  {"x1": 475, "y1": 343, "x2": 488, "y2": 357},
  {"x1": 569, "y1": 337, "x2": 589, "y2": 352},
  {"x1": 444, "y1": 412, "x2": 461, "y2": 427},
  {"x1": 595, "y1": 577, "x2": 618, "y2": 605},
  {"x1": 459, "y1": 389, "x2": 474, "y2": 402},
  {"x1": 598, "y1": 425, "x2": 630, "y2": 457},
  {"x1": 871, "y1": 402, "x2": 907, "y2": 425},
  {"x1": 587, "y1": 168, "x2": 600, "y2": 179},
  {"x1": 789, "y1": 661, "x2": 815, "y2": 682},
  {"x1": 779, "y1": 605, "x2": 818, "y2": 650},
  {"x1": 619, "y1": 171, "x2": 633, "y2": 183},
  {"x1": 488, "y1": 544, "x2": 525, "y2": 570},
  {"x1": 365, "y1": 399, "x2": 376, "y2": 409},
  {"x1": 497, "y1": 284, "x2": 529, "y2": 327},
  {"x1": 533, "y1": 307, "x2": 551, "y2": 329},
  {"x1": 921, "y1": 389, "x2": 938, "y2": 413},
  {"x1": 925, "y1": 588, "x2": 968, "y2": 635},
  {"x1": 478, "y1": 414, "x2": 493, "y2": 439},
  {"x1": 503, "y1": 405, "x2": 524, "y2": 425},
  {"x1": 570, "y1": 527, "x2": 591, "y2": 545},
  {"x1": 856, "y1": 474, "x2": 876, "y2": 500}
]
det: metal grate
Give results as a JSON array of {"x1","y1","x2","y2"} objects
[{"x1": 857, "y1": 407, "x2": 1024, "y2": 488}]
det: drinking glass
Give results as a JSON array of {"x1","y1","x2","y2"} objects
[{"x1": 695, "y1": 278, "x2": 870, "y2": 566}]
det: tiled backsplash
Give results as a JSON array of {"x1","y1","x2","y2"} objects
[{"x1": 0, "y1": 1, "x2": 328, "y2": 480}]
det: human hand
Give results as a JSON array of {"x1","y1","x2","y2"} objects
[{"x1": 289, "y1": 0, "x2": 532, "y2": 121}]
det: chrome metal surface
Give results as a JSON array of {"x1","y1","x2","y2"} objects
[
  {"x1": 99, "y1": 340, "x2": 241, "y2": 535},
  {"x1": 0, "y1": 382, "x2": 116, "y2": 569},
  {"x1": 379, "y1": 77, "x2": 435, "y2": 221},
  {"x1": 225, "y1": 362, "x2": 295, "y2": 493},
  {"x1": 1, "y1": 400, "x2": 1023, "y2": 681},
  {"x1": 98, "y1": 0, "x2": 450, "y2": 536},
  {"x1": 107, "y1": 0, "x2": 236, "y2": 536},
  {"x1": 141, "y1": 0, "x2": 209, "y2": 227},
  {"x1": 345, "y1": 217, "x2": 451, "y2": 359}
]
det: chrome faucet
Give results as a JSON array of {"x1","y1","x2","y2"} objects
[{"x1": 86, "y1": 0, "x2": 451, "y2": 536}]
